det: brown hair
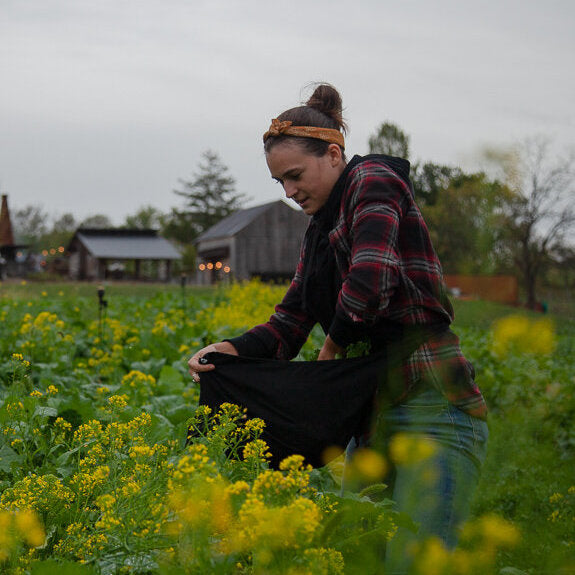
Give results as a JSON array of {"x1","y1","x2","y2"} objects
[{"x1": 264, "y1": 83, "x2": 348, "y2": 158}]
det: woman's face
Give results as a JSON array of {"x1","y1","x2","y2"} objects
[{"x1": 266, "y1": 142, "x2": 345, "y2": 215}]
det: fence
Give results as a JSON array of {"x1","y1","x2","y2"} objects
[{"x1": 443, "y1": 275, "x2": 519, "y2": 305}]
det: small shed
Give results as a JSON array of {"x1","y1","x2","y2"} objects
[
  {"x1": 67, "y1": 228, "x2": 181, "y2": 282},
  {"x1": 195, "y1": 200, "x2": 309, "y2": 283}
]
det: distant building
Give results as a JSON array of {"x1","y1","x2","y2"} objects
[
  {"x1": 67, "y1": 228, "x2": 181, "y2": 282},
  {"x1": 195, "y1": 200, "x2": 309, "y2": 284},
  {"x1": 0, "y1": 194, "x2": 15, "y2": 252},
  {"x1": 0, "y1": 194, "x2": 28, "y2": 278}
]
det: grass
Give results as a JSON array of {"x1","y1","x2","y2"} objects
[
  {"x1": 0, "y1": 278, "x2": 215, "y2": 300},
  {"x1": 450, "y1": 298, "x2": 575, "y2": 574},
  {"x1": 473, "y1": 410, "x2": 575, "y2": 573}
]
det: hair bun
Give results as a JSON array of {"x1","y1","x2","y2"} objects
[{"x1": 306, "y1": 84, "x2": 347, "y2": 133}]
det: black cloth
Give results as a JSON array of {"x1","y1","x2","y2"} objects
[
  {"x1": 197, "y1": 351, "x2": 383, "y2": 469},
  {"x1": 196, "y1": 321, "x2": 439, "y2": 470}
]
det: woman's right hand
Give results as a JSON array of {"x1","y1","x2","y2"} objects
[{"x1": 188, "y1": 341, "x2": 238, "y2": 382}]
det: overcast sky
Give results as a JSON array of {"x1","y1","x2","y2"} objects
[{"x1": 1, "y1": 0, "x2": 574, "y2": 226}]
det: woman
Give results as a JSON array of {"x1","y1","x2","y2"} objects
[{"x1": 188, "y1": 84, "x2": 488, "y2": 573}]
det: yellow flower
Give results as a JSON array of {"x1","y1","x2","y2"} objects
[
  {"x1": 120, "y1": 480, "x2": 141, "y2": 497},
  {"x1": 129, "y1": 445, "x2": 154, "y2": 459},
  {"x1": 14, "y1": 510, "x2": 46, "y2": 547},
  {"x1": 73, "y1": 420, "x2": 104, "y2": 444},
  {"x1": 549, "y1": 492, "x2": 564, "y2": 504},
  {"x1": 389, "y1": 433, "x2": 437, "y2": 465},
  {"x1": 245, "y1": 418, "x2": 266, "y2": 434},
  {"x1": 54, "y1": 417, "x2": 72, "y2": 433},
  {"x1": 0, "y1": 509, "x2": 46, "y2": 557},
  {"x1": 227, "y1": 497, "x2": 321, "y2": 553},
  {"x1": 413, "y1": 537, "x2": 450, "y2": 575},
  {"x1": 461, "y1": 513, "x2": 520, "y2": 548},
  {"x1": 226, "y1": 481, "x2": 251, "y2": 496},
  {"x1": 170, "y1": 479, "x2": 232, "y2": 533},
  {"x1": 491, "y1": 314, "x2": 556, "y2": 357},
  {"x1": 344, "y1": 447, "x2": 388, "y2": 482},
  {"x1": 107, "y1": 394, "x2": 129, "y2": 410},
  {"x1": 302, "y1": 548, "x2": 345, "y2": 575},
  {"x1": 198, "y1": 279, "x2": 288, "y2": 335},
  {"x1": 242, "y1": 439, "x2": 272, "y2": 461},
  {"x1": 121, "y1": 370, "x2": 156, "y2": 390}
]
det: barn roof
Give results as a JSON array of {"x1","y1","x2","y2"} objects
[
  {"x1": 69, "y1": 229, "x2": 181, "y2": 260},
  {"x1": 196, "y1": 201, "x2": 280, "y2": 242}
]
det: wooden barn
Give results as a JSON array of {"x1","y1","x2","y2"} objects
[
  {"x1": 195, "y1": 200, "x2": 309, "y2": 284},
  {"x1": 67, "y1": 228, "x2": 181, "y2": 282}
]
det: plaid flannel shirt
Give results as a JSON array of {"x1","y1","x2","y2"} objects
[{"x1": 228, "y1": 155, "x2": 487, "y2": 419}]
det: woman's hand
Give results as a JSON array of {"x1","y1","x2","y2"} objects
[
  {"x1": 188, "y1": 341, "x2": 238, "y2": 382},
  {"x1": 317, "y1": 335, "x2": 345, "y2": 361}
]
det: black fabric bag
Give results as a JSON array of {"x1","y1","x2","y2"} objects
[{"x1": 196, "y1": 351, "x2": 386, "y2": 469}]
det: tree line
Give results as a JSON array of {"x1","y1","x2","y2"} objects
[
  {"x1": 370, "y1": 123, "x2": 574, "y2": 309},
  {"x1": 12, "y1": 127, "x2": 575, "y2": 309}
]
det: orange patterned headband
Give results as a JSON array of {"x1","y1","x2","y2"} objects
[{"x1": 263, "y1": 118, "x2": 345, "y2": 148}]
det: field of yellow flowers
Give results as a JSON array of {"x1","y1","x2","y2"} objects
[{"x1": 0, "y1": 279, "x2": 573, "y2": 574}]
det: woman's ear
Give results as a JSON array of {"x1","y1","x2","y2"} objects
[{"x1": 327, "y1": 143, "x2": 344, "y2": 167}]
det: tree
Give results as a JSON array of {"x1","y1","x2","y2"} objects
[
  {"x1": 549, "y1": 245, "x2": 575, "y2": 291},
  {"x1": 368, "y1": 122, "x2": 410, "y2": 159},
  {"x1": 80, "y1": 214, "x2": 114, "y2": 229},
  {"x1": 411, "y1": 162, "x2": 463, "y2": 206},
  {"x1": 484, "y1": 137, "x2": 575, "y2": 309},
  {"x1": 13, "y1": 205, "x2": 49, "y2": 248},
  {"x1": 162, "y1": 208, "x2": 197, "y2": 246},
  {"x1": 53, "y1": 213, "x2": 77, "y2": 232},
  {"x1": 172, "y1": 150, "x2": 248, "y2": 241},
  {"x1": 123, "y1": 205, "x2": 164, "y2": 230},
  {"x1": 39, "y1": 213, "x2": 78, "y2": 250},
  {"x1": 422, "y1": 173, "x2": 511, "y2": 275}
]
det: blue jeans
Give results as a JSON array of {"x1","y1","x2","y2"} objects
[{"x1": 344, "y1": 386, "x2": 488, "y2": 574}]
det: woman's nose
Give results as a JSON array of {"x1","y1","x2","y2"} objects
[{"x1": 283, "y1": 181, "x2": 297, "y2": 198}]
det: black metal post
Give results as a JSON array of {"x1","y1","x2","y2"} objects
[
  {"x1": 180, "y1": 273, "x2": 187, "y2": 316},
  {"x1": 97, "y1": 285, "x2": 108, "y2": 344}
]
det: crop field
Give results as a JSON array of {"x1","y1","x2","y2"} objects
[{"x1": 0, "y1": 279, "x2": 573, "y2": 574}]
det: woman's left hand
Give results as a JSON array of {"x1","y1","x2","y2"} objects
[{"x1": 317, "y1": 335, "x2": 345, "y2": 360}]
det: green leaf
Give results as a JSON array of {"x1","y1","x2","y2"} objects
[
  {"x1": 166, "y1": 404, "x2": 196, "y2": 425},
  {"x1": 147, "y1": 413, "x2": 175, "y2": 442},
  {"x1": 33, "y1": 406, "x2": 59, "y2": 419},
  {"x1": 157, "y1": 365, "x2": 184, "y2": 393},
  {"x1": 0, "y1": 444, "x2": 23, "y2": 473}
]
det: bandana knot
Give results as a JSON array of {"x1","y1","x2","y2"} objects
[
  {"x1": 263, "y1": 118, "x2": 345, "y2": 148},
  {"x1": 267, "y1": 119, "x2": 294, "y2": 136}
]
